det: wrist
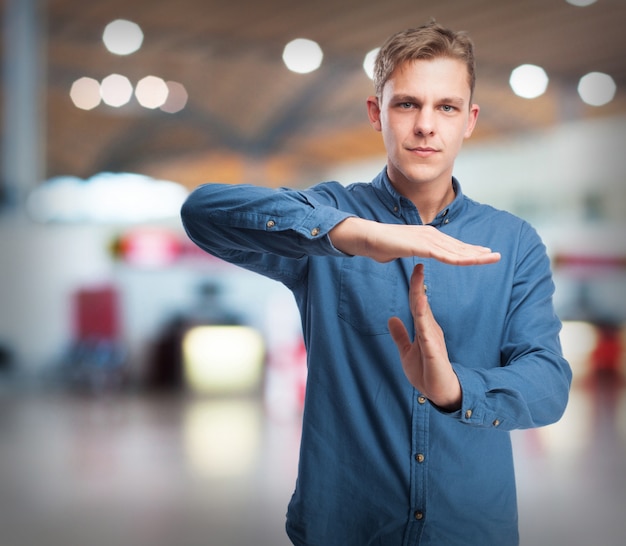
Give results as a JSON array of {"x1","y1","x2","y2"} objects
[
  {"x1": 429, "y1": 374, "x2": 462, "y2": 412},
  {"x1": 329, "y1": 217, "x2": 370, "y2": 256}
]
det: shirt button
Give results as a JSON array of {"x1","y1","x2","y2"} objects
[
  {"x1": 266, "y1": 220, "x2": 276, "y2": 229},
  {"x1": 418, "y1": 396, "x2": 426, "y2": 404},
  {"x1": 414, "y1": 511, "x2": 424, "y2": 520},
  {"x1": 493, "y1": 419, "x2": 501, "y2": 427},
  {"x1": 465, "y1": 409, "x2": 473, "y2": 419},
  {"x1": 311, "y1": 227, "x2": 320, "y2": 236},
  {"x1": 393, "y1": 206, "x2": 399, "y2": 212},
  {"x1": 415, "y1": 453, "x2": 425, "y2": 463},
  {"x1": 444, "y1": 219, "x2": 450, "y2": 224}
]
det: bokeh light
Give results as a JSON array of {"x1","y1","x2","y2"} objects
[
  {"x1": 102, "y1": 19, "x2": 144, "y2": 56},
  {"x1": 578, "y1": 72, "x2": 616, "y2": 107},
  {"x1": 135, "y1": 75, "x2": 169, "y2": 109},
  {"x1": 100, "y1": 74, "x2": 133, "y2": 107},
  {"x1": 509, "y1": 64, "x2": 549, "y2": 99},
  {"x1": 566, "y1": 0, "x2": 597, "y2": 6},
  {"x1": 363, "y1": 48, "x2": 379, "y2": 80},
  {"x1": 160, "y1": 81, "x2": 188, "y2": 113},
  {"x1": 282, "y1": 38, "x2": 324, "y2": 74},
  {"x1": 70, "y1": 77, "x2": 101, "y2": 110}
]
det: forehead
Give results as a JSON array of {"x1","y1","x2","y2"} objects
[{"x1": 382, "y1": 57, "x2": 472, "y2": 100}]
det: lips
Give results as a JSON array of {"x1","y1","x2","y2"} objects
[{"x1": 410, "y1": 146, "x2": 438, "y2": 157}]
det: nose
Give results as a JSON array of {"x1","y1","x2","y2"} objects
[{"x1": 414, "y1": 109, "x2": 435, "y2": 136}]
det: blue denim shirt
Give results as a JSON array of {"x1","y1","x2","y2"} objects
[{"x1": 181, "y1": 169, "x2": 572, "y2": 546}]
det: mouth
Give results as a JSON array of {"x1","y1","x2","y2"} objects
[{"x1": 409, "y1": 146, "x2": 439, "y2": 157}]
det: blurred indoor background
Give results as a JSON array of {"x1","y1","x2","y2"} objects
[{"x1": 1, "y1": 0, "x2": 625, "y2": 545}]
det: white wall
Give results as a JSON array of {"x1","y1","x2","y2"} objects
[{"x1": 0, "y1": 216, "x2": 116, "y2": 371}]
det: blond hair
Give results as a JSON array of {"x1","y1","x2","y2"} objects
[{"x1": 373, "y1": 21, "x2": 476, "y2": 102}]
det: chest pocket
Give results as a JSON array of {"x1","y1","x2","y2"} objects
[{"x1": 338, "y1": 258, "x2": 402, "y2": 336}]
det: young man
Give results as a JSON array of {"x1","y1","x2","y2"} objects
[{"x1": 181, "y1": 21, "x2": 572, "y2": 546}]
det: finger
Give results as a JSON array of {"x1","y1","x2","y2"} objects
[
  {"x1": 433, "y1": 246, "x2": 501, "y2": 266},
  {"x1": 388, "y1": 316, "x2": 411, "y2": 354},
  {"x1": 390, "y1": 315, "x2": 425, "y2": 390},
  {"x1": 429, "y1": 232, "x2": 501, "y2": 265},
  {"x1": 410, "y1": 264, "x2": 440, "y2": 348},
  {"x1": 448, "y1": 251, "x2": 501, "y2": 266},
  {"x1": 409, "y1": 263, "x2": 428, "y2": 318}
]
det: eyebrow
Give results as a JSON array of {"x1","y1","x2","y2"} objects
[
  {"x1": 390, "y1": 94, "x2": 466, "y2": 106},
  {"x1": 440, "y1": 96, "x2": 466, "y2": 106}
]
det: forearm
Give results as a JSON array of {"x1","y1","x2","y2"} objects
[
  {"x1": 328, "y1": 217, "x2": 375, "y2": 257},
  {"x1": 330, "y1": 217, "x2": 501, "y2": 265},
  {"x1": 450, "y1": 352, "x2": 572, "y2": 431},
  {"x1": 181, "y1": 183, "x2": 353, "y2": 260},
  {"x1": 444, "y1": 232, "x2": 572, "y2": 430}
]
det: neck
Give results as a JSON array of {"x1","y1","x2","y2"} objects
[{"x1": 392, "y1": 176, "x2": 456, "y2": 225}]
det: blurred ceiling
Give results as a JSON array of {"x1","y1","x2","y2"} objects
[{"x1": 39, "y1": 0, "x2": 626, "y2": 188}]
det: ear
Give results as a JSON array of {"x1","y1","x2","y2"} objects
[
  {"x1": 366, "y1": 96, "x2": 382, "y2": 132},
  {"x1": 464, "y1": 103, "x2": 480, "y2": 139}
]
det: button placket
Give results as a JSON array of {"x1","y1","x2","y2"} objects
[{"x1": 409, "y1": 391, "x2": 428, "y2": 535}]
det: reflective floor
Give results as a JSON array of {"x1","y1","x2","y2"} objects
[{"x1": 1, "y1": 376, "x2": 624, "y2": 546}]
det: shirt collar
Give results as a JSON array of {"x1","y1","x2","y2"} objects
[{"x1": 372, "y1": 167, "x2": 465, "y2": 227}]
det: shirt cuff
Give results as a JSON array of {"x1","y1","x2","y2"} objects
[
  {"x1": 292, "y1": 207, "x2": 356, "y2": 256},
  {"x1": 434, "y1": 364, "x2": 505, "y2": 430}
]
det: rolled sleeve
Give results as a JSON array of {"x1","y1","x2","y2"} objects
[{"x1": 181, "y1": 183, "x2": 356, "y2": 260}]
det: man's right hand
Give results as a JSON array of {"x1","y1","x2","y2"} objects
[{"x1": 329, "y1": 217, "x2": 501, "y2": 266}]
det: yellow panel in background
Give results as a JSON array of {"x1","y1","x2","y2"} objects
[{"x1": 182, "y1": 325, "x2": 265, "y2": 394}]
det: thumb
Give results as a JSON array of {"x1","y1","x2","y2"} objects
[{"x1": 388, "y1": 316, "x2": 411, "y2": 354}]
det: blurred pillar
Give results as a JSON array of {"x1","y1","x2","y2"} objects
[{"x1": 1, "y1": 0, "x2": 45, "y2": 211}]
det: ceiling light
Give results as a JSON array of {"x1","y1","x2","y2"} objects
[
  {"x1": 509, "y1": 64, "x2": 549, "y2": 99},
  {"x1": 566, "y1": 0, "x2": 597, "y2": 6},
  {"x1": 282, "y1": 38, "x2": 323, "y2": 74},
  {"x1": 103, "y1": 19, "x2": 144, "y2": 56},
  {"x1": 578, "y1": 72, "x2": 616, "y2": 106},
  {"x1": 160, "y1": 81, "x2": 188, "y2": 113},
  {"x1": 363, "y1": 48, "x2": 379, "y2": 80},
  {"x1": 100, "y1": 74, "x2": 133, "y2": 107},
  {"x1": 135, "y1": 75, "x2": 169, "y2": 109},
  {"x1": 70, "y1": 77, "x2": 101, "y2": 110},
  {"x1": 26, "y1": 173, "x2": 189, "y2": 223}
]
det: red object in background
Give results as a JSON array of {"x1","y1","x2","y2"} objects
[
  {"x1": 115, "y1": 228, "x2": 181, "y2": 267},
  {"x1": 553, "y1": 253, "x2": 626, "y2": 280},
  {"x1": 74, "y1": 286, "x2": 119, "y2": 340},
  {"x1": 590, "y1": 325, "x2": 623, "y2": 377}
]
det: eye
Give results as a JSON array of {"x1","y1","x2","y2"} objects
[
  {"x1": 440, "y1": 104, "x2": 455, "y2": 113},
  {"x1": 399, "y1": 102, "x2": 414, "y2": 109}
]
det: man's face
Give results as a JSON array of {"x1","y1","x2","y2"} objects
[{"x1": 367, "y1": 57, "x2": 479, "y2": 196}]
